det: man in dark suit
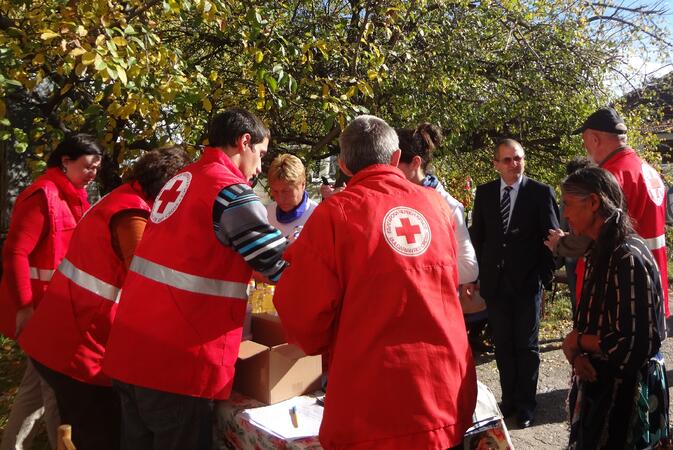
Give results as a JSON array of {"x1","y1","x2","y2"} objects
[{"x1": 468, "y1": 138, "x2": 559, "y2": 429}]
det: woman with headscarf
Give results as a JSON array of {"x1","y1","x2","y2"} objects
[{"x1": 561, "y1": 166, "x2": 668, "y2": 449}]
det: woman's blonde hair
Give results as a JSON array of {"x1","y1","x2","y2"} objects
[{"x1": 267, "y1": 154, "x2": 306, "y2": 185}]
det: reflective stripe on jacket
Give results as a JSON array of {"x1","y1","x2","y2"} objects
[
  {"x1": 20, "y1": 183, "x2": 149, "y2": 385},
  {"x1": 103, "y1": 149, "x2": 253, "y2": 400}
]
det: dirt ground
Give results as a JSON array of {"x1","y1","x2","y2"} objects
[{"x1": 475, "y1": 315, "x2": 673, "y2": 449}]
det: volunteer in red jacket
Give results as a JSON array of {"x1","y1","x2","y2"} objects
[
  {"x1": 103, "y1": 108, "x2": 288, "y2": 450},
  {"x1": 274, "y1": 115, "x2": 477, "y2": 450},
  {"x1": 573, "y1": 107, "x2": 669, "y2": 317},
  {"x1": 18, "y1": 146, "x2": 189, "y2": 450},
  {"x1": 0, "y1": 134, "x2": 102, "y2": 450}
]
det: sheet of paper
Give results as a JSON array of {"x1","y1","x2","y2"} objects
[{"x1": 240, "y1": 395, "x2": 323, "y2": 440}]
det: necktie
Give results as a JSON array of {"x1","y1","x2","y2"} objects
[{"x1": 501, "y1": 186, "x2": 512, "y2": 232}]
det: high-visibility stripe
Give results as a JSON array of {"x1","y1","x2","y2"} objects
[
  {"x1": 29, "y1": 267, "x2": 54, "y2": 282},
  {"x1": 644, "y1": 234, "x2": 665, "y2": 251},
  {"x1": 129, "y1": 256, "x2": 248, "y2": 299},
  {"x1": 59, "y1": 259, "x2": 121, "y2": 303}
]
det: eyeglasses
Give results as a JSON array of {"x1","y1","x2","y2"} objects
[{"x1": 496, "y1": 155, "x2": 524, "y2": 164}]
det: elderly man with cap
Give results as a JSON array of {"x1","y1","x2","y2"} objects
[
  {"x1": 273, "y1": 115, "x2": 477, "y2": 450},
  {"x1": 554, "y1": 107, "x2": 669, "y2": 317}
]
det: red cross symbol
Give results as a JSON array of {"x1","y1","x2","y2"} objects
[
  {"x1": 156, "y1": 179, "x2": 183, "y2": 214},
  {"x1": 395, "y1": 217, "x2": 421, "y2": 244}
]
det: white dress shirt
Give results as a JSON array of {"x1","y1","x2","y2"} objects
[{"x1": 500, "y1": 177, "x2": 522, "y2": 230}]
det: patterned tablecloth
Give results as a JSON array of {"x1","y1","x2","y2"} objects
[
  {"x1": 215, "y1": 384, "x2": 512, "y2": 450},
  {"x1": 214, "y1": 392, "x2": 324, "y2": 450}
]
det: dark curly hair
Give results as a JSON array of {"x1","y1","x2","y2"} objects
[
  {"x1": 125, "y1": 146, "x2": 191, "y2": 199},
  {"x1": 396, "y1": 123, "x2": 443, "y2": 170}
]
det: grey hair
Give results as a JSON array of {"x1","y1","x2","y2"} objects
[{"x1": 338, "y1": 115, "x2": 399, "y2": 174}]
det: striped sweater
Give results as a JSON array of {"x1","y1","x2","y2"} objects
[{"x1": 213, "y1": 184, "x2": 288, "y2": 282}]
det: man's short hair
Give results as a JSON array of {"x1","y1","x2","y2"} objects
[
  {"x1": 208, "y1": 108, "x2": 270, "y2": 148},
  {"x1": 268, "y1": 154, "x2": 306, "y2": 185},
  {"x1": 493, "y1": 138, "x2": 524, "y2": 160},
  {"x1": 339, "y1": 115, "x2": 399, "y2": 174}
]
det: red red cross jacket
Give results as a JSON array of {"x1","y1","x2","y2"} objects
[
  {"x1": 0, "y1": 168, "x2": 89, "y2": 338},
  {"x1": 604, "y1": 148, "x2": 669, "y2": 316},
  {"x1": 103, "y1": 149, "x2": 252, "y2": 400},
  {"x1": 575, "y1": 148, "x2": 669, "y2": 316},
  {"x1": 274, "y1": 165, "x2": 478, "y2": 450},
  {"x1": 19, "y1": 182, "x2": 150, "y2": 386}
]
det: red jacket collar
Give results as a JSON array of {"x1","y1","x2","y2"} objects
[
  {"x1": 42, "y1": 167, "x2": 90, "y2": 218},
  {"x1": 201, "y1": 147, "x2": 246, "y2": 182},
  {"x1": 348, "y1": 164, "x2": 406, "y2": 186}
]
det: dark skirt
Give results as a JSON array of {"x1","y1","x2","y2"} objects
[{"x1": 568, "y1": 355, "x2": 669, "y2": 449}]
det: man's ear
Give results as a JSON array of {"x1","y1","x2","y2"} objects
[
  {"x1": 235, "y1": 133, "x2": 252, "y2": 153},
  {"x1": 338, "y1": 157, "x2": 353, "y2": 177},
  {"x1": 390, "y1": 149, "x2": 401, "y2": 167}
]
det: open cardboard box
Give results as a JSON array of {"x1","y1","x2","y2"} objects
[{"x1": 234, "y1": 313, "x2": 322, "y2": 404}]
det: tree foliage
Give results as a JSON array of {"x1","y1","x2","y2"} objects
[{"x1": 1, "y1": 0, "x2": 671, "y2": 193}]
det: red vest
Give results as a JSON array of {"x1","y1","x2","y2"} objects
[
  {"x1": 19, "y1": 183, "x2": 150, "y2": 386},
  {"x1": 575, "y1": 149, "x2": 669, "y2": 316},
  {"x1": 0, "y1": 169, "x2": 88, "y2": 338},
  {"x1": 103, "y1": 149, "x2": 252, "y2": 400}
]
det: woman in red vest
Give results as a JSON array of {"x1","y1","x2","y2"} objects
[
  {"x1": 0, "y1": 134, "x2": 103, "y2": 450},
  {"x1": 19, "y1": 146, "x2": 189, "y2": 450}
]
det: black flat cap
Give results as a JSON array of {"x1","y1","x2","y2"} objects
[{"x1": 572, "y1": 107, "x2": 628, "y2": 135}]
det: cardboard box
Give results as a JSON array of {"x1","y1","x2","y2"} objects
[{"x1": 234, "y1": 313, "x2": 322, "y2": 404}]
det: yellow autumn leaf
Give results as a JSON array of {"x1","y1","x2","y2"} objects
[
  {"x1": 202, "y1": 98, "x2": 212, "y2": 112},
  {"x1": 40, "y1": 30, "x2": 59, "y2": 40},
  {"x1": 70, "y1": 47, "x2": 87, "y2": 57},
  {"x1": 116, "y1": 65, "x2": 127, "y2": 85},
  {"x1": 112, "y1": 37, "x2": 127, "y2": 47},
  {"x1": 32, "y1": 53, "x2": 45, "y2": 65},
  {"x1": 76, "y1": 25, "x2": 87, "y2": 37},
  {"x1": 81, "y1": 51, "x2": 96, "y2": 65},
  {"x1": 254, "y1": 50, "x2": 263, "y2": 63},
  {"x1": 74, "y1": 63, "x2": 87, "y2": 77}
]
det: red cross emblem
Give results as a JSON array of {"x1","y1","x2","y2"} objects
[
  {"x1": 382, "y1": 207, "x2": 432, "y2": 257},
  {"x1": 396, "y1": 217, "x2": 422, "y2": 244},
  {"x1": 150, "y1": 172, "x2": 192, "y2": 224},
  {"x1": 156, "y1": 179, "x2": 183, "y2": 214}
]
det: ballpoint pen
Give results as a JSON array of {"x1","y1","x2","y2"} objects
[{"x1": 289, "y1": 405, "x2": 299, "y2": 428}]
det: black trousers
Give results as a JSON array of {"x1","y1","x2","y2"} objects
[
  {"x1": 32, "y1": 359, "x2": 121, "y2": 450},
  {"x1": 112, "y1": 380, "x2": 213, "y2": 450},
  {"x1": 486, "y1": 280, "x2": 541, "y2": 417}
]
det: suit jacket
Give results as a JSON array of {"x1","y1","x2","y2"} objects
[{"x1": 469, "y1": 175, "x2": 559, "y2": 300}]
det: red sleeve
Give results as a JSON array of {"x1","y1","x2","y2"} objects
[
  {"x1": 2, "y1": 191, "x2": 49, "y2": 308},
  {"x1": 273, "y1": 204, "x2": 342, "y2": 355}
]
